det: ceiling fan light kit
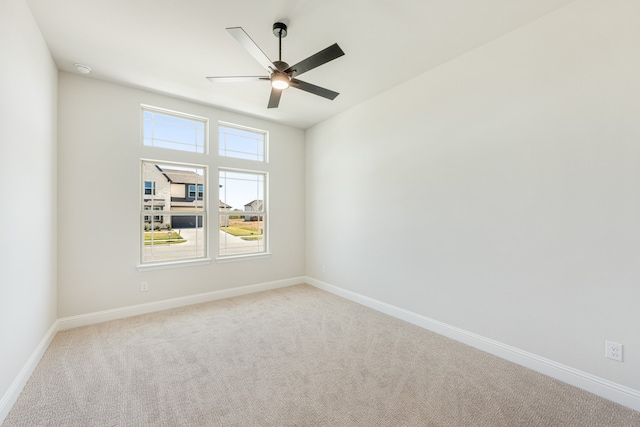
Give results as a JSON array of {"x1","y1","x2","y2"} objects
[
  {"x1": 271, "y1": 72, "x2": 290, "y2": 89},
  {"x1": 207, "y1": 21, "x2": 345, "y2": 109}
]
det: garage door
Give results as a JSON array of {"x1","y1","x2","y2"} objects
[{"x1": 171, "y1": 215, "x2": 203, "y2": 229}]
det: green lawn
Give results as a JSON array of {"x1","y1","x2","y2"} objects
[
  {"x1": 220, "y1": 226, "x2": 263, "y2": 239},
  {"x1": 144, "y1": 231, "x2": 186, "y2": 245}
]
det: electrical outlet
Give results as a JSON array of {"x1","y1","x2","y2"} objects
[
  {"x1": 605, "y1": 341, "x2": 623, "y2": 362},
  {"x1": 140, "y1": 281, "x2": 149, "y2": 292},
  {"x1": 322, "y1": 265, "x2": 326, "y2": 274}
]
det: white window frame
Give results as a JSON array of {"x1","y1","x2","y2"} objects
[
  {"x1": 218, "y1": 167, "x2": 269, "y2": 261},
  {"x1": 218, "y1": 121, "x2": 268, "y2": 163},
  {"x1": 138, "y1": 159, "x2": 210, "y2": 270},
  {"x1": 141, "y1": 105, "x2": 209, "y2": 154},
  {"x1": 217, "y1": 121, "x2": 270, "y2": 262}
]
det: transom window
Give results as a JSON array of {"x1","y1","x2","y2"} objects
[
  {"x1": 219, "y1": 123, "x2": 267, "y2": 162},
  {"x1": 142, "y1": 106, "x2": 207, "y2": 153}
]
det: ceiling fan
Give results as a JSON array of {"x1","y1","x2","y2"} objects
[{"x1": 207, "y1": 22, "x2": 345, "y2": 109}]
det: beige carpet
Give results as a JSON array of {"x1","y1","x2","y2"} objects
[{"x1": 3, "y1": 284, "x2": 639, "y2": 426}]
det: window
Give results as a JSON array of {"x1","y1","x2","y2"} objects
[
  {"x1": 219, "y1": 123, "x2": 267, "y2": 162},
  {"x1": 188, "y1": 184, "x2": 204, "y2": 199},
  {"x1": 143, "y1": 206, "x2": 163, "y2": 223},
  {"x1": 141, "y1": 160, "x2": 207, "y2": 264},
  {"x1": 144, "y1": 181, "x2": 156, "y2": 195},
  {"x1": 142, "y1": 106, "x2": 207, "y2": 153},
  {"x1": 219, "y1": 169, "x2": 267, "y2": 257},
  {"x1": 217, "y1": 122, "x2": 269, "y2": 259}
]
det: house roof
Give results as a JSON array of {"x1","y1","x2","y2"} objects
[
  {"x1": 159, "y1": 168, "x2": 203, "y2": 185},
  {"x1": 244, "y1": 200, "x2": 264, "y2": 210}
]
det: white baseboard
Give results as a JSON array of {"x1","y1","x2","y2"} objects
[
  {"x1": 305, "y1": 276, "x2": 640, "y2": 413},
  {"x1": 58, "y1": 277, "x2": 305, "y2": 330},
  {"x1": 5, "y1": 276, "x2": 637, "y2": 424},
  {"x1": 0, "y1": 320, "x2": 59, "y2": 425}
]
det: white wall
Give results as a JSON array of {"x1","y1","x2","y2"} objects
[
  {"x1": 57, "y1": 74, "x2": 305, "y2": 318},
  {"x1": 0, "y1": 0, "x2": 58, "y2": 415},
  {"x1": 306, "y1": 0, "x2": 640, "y2": 391}
]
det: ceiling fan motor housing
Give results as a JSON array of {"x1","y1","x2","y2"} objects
[{"x1": 273, "y1": 60, "x2": 290, "y2": 72}]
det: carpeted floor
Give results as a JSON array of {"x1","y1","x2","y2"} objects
[{"x1": 3, "y1": 284, "x2": 640, "y2": 426}]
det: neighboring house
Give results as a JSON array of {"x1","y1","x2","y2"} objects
[
  {"x1": 143, "y1": 165, "x2": 205, "y2": 228},
  {"x1": 244, "y1": 199, "x2": 263, "y2": 221},
  {"x1": 219, "y1": 200, "x2": 231, "y2": 227}
]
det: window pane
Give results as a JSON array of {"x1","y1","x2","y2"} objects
[
  {"x1": 219, "y1": 170, "x2": 263, "y2": 212},
  {"x1": 143, "y1": 213, "x2": 206, "y2": 263},
  {"x1": 142, "y1": 107, "x2": 207, "y2": 153},
  {"x1": 141, "y1": 160, "x2": 207, "y2": 264},
  {"x1": 219, "y1": 216, "x2": 265, "y2": 256},
  {"x1": 219, "y1": 124, "x2": 266, "y2": 162},
  {"x1": 219, "y1": 169, "x2": 266, "y2": 256}
]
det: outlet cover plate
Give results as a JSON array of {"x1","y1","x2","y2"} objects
[{"x1": 605, "y1": 340, "x2": 623, "y2": 362}]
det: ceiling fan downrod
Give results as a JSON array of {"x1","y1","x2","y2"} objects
[{"x1": 273, "y1": 22, "x2": 287, "y2": 64}]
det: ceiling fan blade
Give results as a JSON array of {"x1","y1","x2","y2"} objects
[
  {"x1": 267, "y1": 87, "x2": 282, "y2": 109},
  {"x1": 290, "y1": 79, "x2": 339, "y2": 100},
  {"x1": 226, "y1": 27, "x2": 275, "y2": 71},
  {"x1": 206, "y1": 76, "x2": 269, "y2": 83},
  {"x1": 284, "y1": 43, "x2": 345, "y2": 78}
]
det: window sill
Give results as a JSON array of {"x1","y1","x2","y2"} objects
[
  {"x1": 137, "y1": 258, "x2": 211, "y2": 272},
  {"x1": 216, "y1": 252, "x2": 271, "y2": 263}
]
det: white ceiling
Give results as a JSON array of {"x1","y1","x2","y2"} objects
[{"x1": 26, "y1": 0, "x2": 574, "y2": 129}]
